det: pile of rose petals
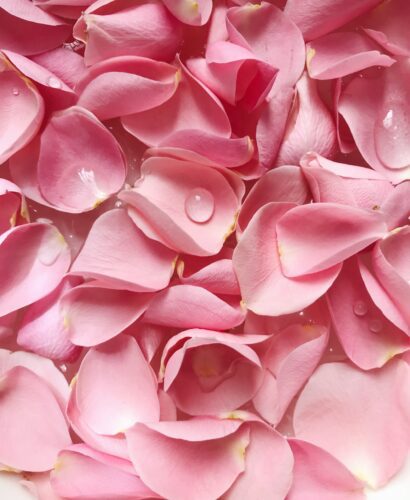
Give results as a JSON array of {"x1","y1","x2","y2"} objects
[{"x1": 1, "y1": 0, "x2": 410, "y2": 498}]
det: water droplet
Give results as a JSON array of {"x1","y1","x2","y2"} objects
[
  {"x1": 36, "y1": 217, "x2": 53, "y2": 224},
  {"x1": 114, "y1": 200, "x2": 123, "y2": 208},
  {"x1": 353, "y1": 301, "x2": 368, "y2": 317},
  {"x1": 185, "y1": 188, "x2": 214, "y2": 223},
  {"x1": 47, "y1": 76, "x2": 62, "y2": 89},
  {"x1": 374, "y1": 101, "x2": 410, "y2": 169},
  {"x1": 12, "y1": 88, "x2": 19, "y2": 96},
  {"x1": 358, "y1": 73, "x2": 363, "y2": 78},
  {"x1": 368, "y1": 318, "x2": 383, "y2": 333},
  {"x1": 59, "y1": 364, "x2": 67, "y2": 373}
]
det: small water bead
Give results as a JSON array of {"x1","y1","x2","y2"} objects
[
  {"x1": 12, "y1": 88, "x2": 19, "y2": 96},
  {"x1": 368, "y1": 318, "x2": 383, "y2": 333},
  {"x1": 374, "y1": 101, "x2": 410, "y2": 169},
  {"x1": 185, "y1": 188, "x2": 215, "y2": 223},
  {"x1": 114, "y1": 200, "x2": 123, "y2": 208},
  {"x1": 47, "y1": 76, "x2": 62, "y2": 89},
  {"x1": 59, "y1": 364, "x2": 67, "y2": 373},
  {"x1": 353, "y1": 301, "x2": 368, "y2": 317}
]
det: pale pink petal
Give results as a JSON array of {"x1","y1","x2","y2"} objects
[
  {"x1": 161, "y1": 330, "x2": 264, "y2": 415},
  {"x1": 150, "y1": 130, "x2": 254, "y2": 168},
  {"x1": 294, "y1": 360, "x2": 410, "y2": 488},
  {"x1": 307, "y1": 32, "x2": 394, "y2": 80},
  {"x1": 143, "y1": 285, "x2": 244, "y2": 331},
  {"x1": 237, "y1": 165, "x2": 309, "y2": 235},
  {"x1": 0, "y1": 179, "x2": 26, "y2": 234},
  {"x1": 162, "y1": 0, "x2": 212, "y2": 26},
  {"x1": 253, "y1": 324, "x2": 328, "y2": 425},
  {"x1": 0, "y1": 0, "x2": 71, "y2": 55},
  {"x1": 17, "y1": 277, "x2": 82, "y2": 363},
  {"x1": 338, "y1": 60, "x2": 410, "y2": 184},
  {"x1": 0, "y1": 366, "x2": 71, "y2": 472},
  {"x1": 227, "y1": 2, "x2": 305, "y2": 91},
  {"x1": 74, "y1": 0, "x2": 182, "y2": 66},
  {"x1": 284, "y1": 0, "x2": 383, "y2": 41},
  {"x1": 327, "y1": 257, "x2": 409, "y2": 370},
  {"x1": 371, "y1": 227, "x2": 410, "y2": 328},
  {"x1": 122, "y1": 60, "x2": 231, "y2": 146},
  {"x1": 76, "y1": 56, "x2": 179, "y2": 121},
  {"x1": 277, "y1": 72, "x2": 337, "y2": 165},
  {"x1": 381, "y1": 181, "x2": 410, "y2": 230},
  {"x1": 71, "y1": 209, "x2": 176, "y2": 291},
  {"x1": 177, "y1": 252, "x2": 240, "y2": 295},
  {"x1": 0, "y1": 54, "x2": 44, "y2": 164},
  {"x1": 287, "y1": 439, "x2": 365, "y2": 500},
  {"x1": 119, "y1": 158, "x2": 242, "y2": 256},
  {"x1": 37, "y1": 106, "x2": 126, "y2": 213},
  {"x1": 61, "y1": 283, "x2": 152, "y2": 347},
  {"x1": 76, "y1": 335, "x2": 159, "y2": 435},
  {"x1": 0, "y1": 223, "x2": 70, "y2": 317},
  {"x1": 255, "y1": 86, "x2": 295, "y2": 169},
  {"x1": 51, "y1": 444, "x2": 159, "y2": 499},
  {"x1": 233, "y1": 203, "x2": 342, "y2": 316},
  {"x1": 276, "y1": 203, "x2": 387, "y2": 276},
  {"x1": 126, "y1": 418, "x2": 249, "y2": 500},
  {"x1": 225, "y1": 423, "x2": 293, "y2": 500}
]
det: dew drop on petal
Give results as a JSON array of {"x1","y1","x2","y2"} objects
[
  {"x1": 12, "y1": 88, "x2": 19, "y2": 96},
  {"x1": 185, "y1": 188, "x2": 214, "y2": 223},
  {"x1": 368, "y1": 318, "x2": 383, "y2": 333},
  {"x1": 353, "y1": 301, "x2": 368, "y2": 317},
  {"x1": 115, "y1": 200, "x2": 123, "y2": 208},
  {"x1": 374, "y1": 101, "x2": 410, "y2": 169},
  {"x1": 47, "y1": 76, "x2": 62, "y2": 89}
]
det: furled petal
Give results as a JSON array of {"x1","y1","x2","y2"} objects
[
  {"x1": 227, "y1": 2, "x2": 305, "y2": 91},
  {"x1": 380, "y1": 181, "x2": 410, "y2": 230},
  {"x1": 119, "y1": 158, "x2": 243, "y2": 256},
  {"x1": 233, "y1": 203, "x2": 342, "y2": 316},
  {"x1": 122, "y1": 60, "x2": 231, "y2": 146},
  {"x1": 284, "y1": 0, "x2": 383, "y2": 41},
  {"x1": 0, "y1": 179, "x2": 27, "y2": 235},
  {"x1": 276, "y1": 202, "x2": 387, "y2": 276},
  {"x1": 162, "y1": 0, "x2": 212, "y2": 26},
  {"x1": 338, "y1": 60, "x2": 410, "y2": 184},
  {"x1": 161, "y1": 329, "x2": 264, "y2": 415},
  {"x1": 62, "y1": 282, "x2": 152, "y2": 347},
  {"x1": 0, "y1": 0, "x2": 71, "y2": 55},
  {"x1": 225, "y1": 423, "x2": 293, "y2": 500},
  {"x1": 143, "y1": 285, "x2": 244, "y2": 331},
  {"x1": 287, "y1": 439, "x2": 365, "y2": 500},
  {"x1": 0, "y1": 53, "x2": 44, "y2": 165},
  {"x1": 293, "y1": 360, "x2": 410, "y2": 488},
  {"x1": 76, "y1": 56, "x2": 179, "y2": 121},
  {"x1": 0, "y1": 366, "x2": 71, "y2": 472},
  {"x1": 71, "y1": 209, "x2": 176, "y2": 291},
  {"x1": 372, "y1": 227, "x2": 410, "y2": 327},
  {"x1": 37, "y1": 106, "x2": 126, "y2": 213},
  {"x1": 187, "y1": 41, "x2": 276, "y2": 110},
  {"x1": 75, "y1": 335, "x2": 159, "y2": 436},
  {"x1": 306, "y1": 32, "x2": 394, "y2": 80},
  {"x1": 126, "y1": 418, "x2": 249, "y2": 500},
  {"x1": 253, "y1": 324, "x2": 328, "y2": 425},
  {"x1": 327, "y1": 257, "x2": 409, "y2": 369},
  {"x1": 17, "y1": 276, "x2": 82, "y2": 362},
  {"x1": 74, "y1": 0, "x2": 182, "y2": 66},
  {"x1": 51, "y1": 444, "x2": 159, "y2": 499},
  {"x1": 0, "y1": 223, "x2": 70, "y2": 317},
  {"x1": 276, "y1": 72, "x2": 337, "y2": 165},
  {"x1": 177, "y1": 251, "x2": 240, "y2": 295},
  {"x1": 237, "y1": 165, "x2": 309, "y2": 235}
]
